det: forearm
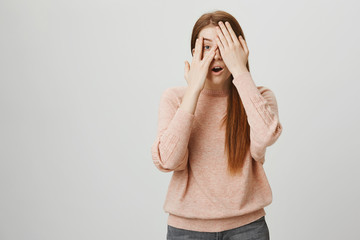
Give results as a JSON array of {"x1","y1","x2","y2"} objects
[{"x1": 179, "y1": 87, "x2": 201, "y2": 115}]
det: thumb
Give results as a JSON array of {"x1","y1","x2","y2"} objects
[{"x1": 184, "y1": 61, "x2": 189, "y2": 74}]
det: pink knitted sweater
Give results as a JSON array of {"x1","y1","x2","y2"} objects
[{"x1": 151, "y1": 71, "x2": 283, "y2": 232}]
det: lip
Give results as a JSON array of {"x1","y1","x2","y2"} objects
[
  {"x1": 211, "y1": 68, "x2": 224, "y2": 75},
  {"x1": 211, "y1": 65, "x2": 224, "y2": 69}
]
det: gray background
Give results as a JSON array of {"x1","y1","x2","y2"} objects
[{"x1": 1, "y1": 0, "x2": 359, "y2": 239}]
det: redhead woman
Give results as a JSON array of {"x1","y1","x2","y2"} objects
[{"x1": 151, "y1": 10, "x2": 283, "y2": 240}]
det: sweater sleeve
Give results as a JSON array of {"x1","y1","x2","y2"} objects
[
  {"x1": 151, "y1": 88, "x2": 195, "y2": 172},
  {"x1": 232, "y1": 71, "x2": 283, "y2": 164}
]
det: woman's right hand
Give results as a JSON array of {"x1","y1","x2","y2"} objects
[{"x1": 184, "y1": 36, "x2": 217, "y2": 92}]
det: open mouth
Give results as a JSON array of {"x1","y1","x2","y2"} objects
[
  {"x1": 211, "y1": 66, "x2": 224, "y2": 73},
  {"x1": 212, "y1": 66, "x2": 223, "y2": 72}
]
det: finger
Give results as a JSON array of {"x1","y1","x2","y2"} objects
[
  {"x1": 215, "y1": 36, "x2": 224, "y2": 54},
  {"x1": 215, "y1": 25, "x2": 228, "y2": 48},
  {"x1": 238, "y1": 35, "x2": 245, "y2": 51},
  {"x1": 184, "y1": 60, "x2": 189, "y2": 73},
  {"x1": 216, "y1": 22, "x2": 228, "y2": 47},
  {"x1": 191, "y1": 38, "x2": 199, "y2": 64},
  {"x1": 225, "y1": 21, "x2": 239, "y2": 45},
  {"x1": 241, "y1": 35, "x2": 249, "y2": 54},
  {"x1": 238, "y1": 35, "x2": 249, "y2": 54},
  {"x1": 184, "y1": 61, "x2": 189, "y2": 79},
  {"x1": 218, "y1": 21, "x2": 232, "y2": 46},
  {"x1": 194, "y1": 36, "x2": 204, "y2": 61},
  {"x1": 203, "y1": 45, "x2": 217, "y2": 65}
]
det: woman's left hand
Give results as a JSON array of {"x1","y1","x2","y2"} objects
[{"x1": 215, "y1": 21, "x2": 249, "y2": 78}]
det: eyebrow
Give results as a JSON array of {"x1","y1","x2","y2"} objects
[{"x1": 203, "y1": 37, "x2": 213, "y2": 42}]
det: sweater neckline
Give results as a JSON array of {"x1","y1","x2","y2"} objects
[{"x1": 200, "y1": 87, "x2": 230, "y2": 97}]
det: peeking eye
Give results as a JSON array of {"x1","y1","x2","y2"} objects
[{"x1": 204, "y1": 45, "x2": 210, "y2": 50}]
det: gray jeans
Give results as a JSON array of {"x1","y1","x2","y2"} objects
[{"x1": 167, "y1": 216, "x2": 269, "y2": 240}]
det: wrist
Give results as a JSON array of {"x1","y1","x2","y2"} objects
[
  {"x1": 232, "y1": 67, "x2": 249, "y2": 79},
  {"x1": 186, "y1": 86, "x2": 202, "y2": 95}
]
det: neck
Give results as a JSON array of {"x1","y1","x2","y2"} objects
[{"x1": 202, "y1": 77, "x2": 232, "y2": 93}]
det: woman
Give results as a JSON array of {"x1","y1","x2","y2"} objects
[{"x1": 151, "y1": 10, "x2": 283, "y2": 240}]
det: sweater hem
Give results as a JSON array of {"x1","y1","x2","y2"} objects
[{"x1": 167, "y1": 208, "x2": 266, "y2": 232}]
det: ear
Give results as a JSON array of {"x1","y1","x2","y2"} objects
[{"x1": 192, "y1": 48, "x2": 195, "y2": 56}]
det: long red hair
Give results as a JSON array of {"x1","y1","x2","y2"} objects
[{"x1": 190, "y1": 10, "x2": 251, "y2": 177}]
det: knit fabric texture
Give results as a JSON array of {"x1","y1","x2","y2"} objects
[{"x1": 151, "y1": 71, "x2": 283, "y2": 232}]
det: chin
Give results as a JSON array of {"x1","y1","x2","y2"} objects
[
  {"x1": 210, "y1": 76, "x2": 225, "y2": 82},
  {"x1": 207, "y1": 72, "x2": 231, "y2": 82}
]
